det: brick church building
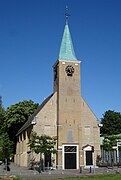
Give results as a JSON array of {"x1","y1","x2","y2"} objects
[{"x1": 15, "y1": 16, "x2": 100, "y2": 170}]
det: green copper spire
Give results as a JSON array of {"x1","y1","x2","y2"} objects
[{"x1": 58, "y1": 16, "x2": 77, "y2": 61}]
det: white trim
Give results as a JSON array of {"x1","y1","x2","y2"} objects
[
  {"x1": 58, "y1": 146, "x2": 62, "y2": 150},
  {"x1": 62, "y1": 145, "x2": 64, "y2": 169},
  {"x1": 84, "y1": 146, "x2": 92, "y2": 151},
  {"x1": 59, "y1": 59, "x2": 81, "y2": 63},
  {"x1": 62, "y1": 144, "x2": 79, "y2": 170},
  {"x1": 83, "y1": 145, "x2": 94, "y2": 167},
  {"x1": 53, "y1": 59, "x2": 81, "y2": 69},
  {"x1": 77, "y1": 145, "x2": 79, "y2": 169}
]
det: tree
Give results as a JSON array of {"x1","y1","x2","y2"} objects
[
  {"x1": 0, "y1": 132, "x2": 13, "y2": 170},
  {"x1": 0, "y1": 96, "x2": 5, "y2": 134},
  {"x1": 103, "y1": 135, "x2": 121, "y2": 166},
  {"x1": 28, "y1": 131, "x2": 57, "y2": 172},
  {"x1": 103, "y1": 135, "x2": 121, "y2": 152},
  {"x1": 101, "y1": 110, "x2": 121, "y2": 135},
  {"x1": 29, "y1": 132, "x2": 57, "y2": 154},
  {"x1": 3, "y1": 100, "x2": 39, "y2": 151}
]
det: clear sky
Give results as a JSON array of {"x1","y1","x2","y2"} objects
[{"x1": 0, "y1": 0, "x2": 121, "y2": 120}]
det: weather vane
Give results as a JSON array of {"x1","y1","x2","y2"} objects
[{"x1": 65, "y1": 5, "x2": 70, "y2": 24}]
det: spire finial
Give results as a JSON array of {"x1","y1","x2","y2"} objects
[{"x1": 65, "y1": 5, "x2": 70, "y2": 24}]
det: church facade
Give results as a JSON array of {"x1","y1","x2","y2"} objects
[{"x1": 14, "y1": 17, "x2": 101, "y2": 170}]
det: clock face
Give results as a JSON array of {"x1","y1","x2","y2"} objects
[{"x1": 65, "y1": 65, "x2": 75, "y2": 76}]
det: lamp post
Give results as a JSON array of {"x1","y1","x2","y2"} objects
[
  {"x1": 39, "y1": 139, "x2": 42, "y2": 173},
  {"x1": 112, "y1": 146, "x2": 117, "y2": 167},
  {"x1": 117, "y1": 142, "x2": 121, "y2": 164}
]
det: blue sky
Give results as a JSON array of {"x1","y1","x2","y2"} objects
[{"x1": 0, "y1": 0, "x2": 121, "y2": 120}]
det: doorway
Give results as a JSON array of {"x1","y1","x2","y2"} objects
[
  {"x1": 45, "y1": 153, "x2": 51, "y2": 168},
  {"x1": 86, "y1": 151, "x2": 93, "y2": 165},
  {"x1": 63, "y1": 145, "x2": 78, "y2": 169}
]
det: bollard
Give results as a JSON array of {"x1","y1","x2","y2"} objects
[{"x1": 80, "y1": 166, "x2": 82, "y2": 173}]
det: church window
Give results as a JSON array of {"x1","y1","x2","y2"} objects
[
  {"x1": 64, "y1": 146, "x2": 76, "y2": 152},
  {"x1": 85, "y1": 127, "x2": 90, "y2": 135},
  {"x1": 67, "y1": 129, "x2": 74, "y2": 142},
  {"x1": 23, "y1": 131, "x2": 26, "y2": 140},
  {"x1": 20, "y1": 134, "x2": 22, "y2": 141}
]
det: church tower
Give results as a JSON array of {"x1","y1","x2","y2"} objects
[
  {"x1": 53, "y1": 15, "x2": 100, "y2": 170},
  {"x1": 53, "y1": 16, "x2": 82, "y2": 169}
]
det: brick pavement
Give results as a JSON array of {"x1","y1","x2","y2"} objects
[{"x1": 0, "y1": 163, "x2": 121, "y2": 179}]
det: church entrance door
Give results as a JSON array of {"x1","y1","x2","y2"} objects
[
  {"x1": 63, "y1": 145, "x2": 79, "y2": 169},
  {"x1": 65, "y1": 152, "x2": 76, "y2": 169},
  {"x1": 45, "y1": 153, "x2": 51, "y2": 169},
  {"x1": 86, "y1": 151, "x2": 93, "y2": 165}
]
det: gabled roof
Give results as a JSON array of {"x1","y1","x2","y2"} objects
[
  {"x1": 58, "y1": 22, "x2": 77, "y2": 61},
  {"x1": 16, "y1": 94, "x2": 53, "y2": 136},
  {"x1": 82, "y1": 144, "x2": 94, "y2": 150}
]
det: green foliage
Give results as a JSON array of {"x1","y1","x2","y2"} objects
[
  {"x1": 103, "y1": 135, "x2": 121, "y2": 152},
  {"x1": 0, "y1": 97, "x2": 13, "y2": 161},
  {"x1": 3, "y1": 100, "x2": 38, "y2": 141},
  {"x1": 2, "y1": 100, "x2": 38, "y2": 153},
  {"x1": 0, "y1": 132, "x2": 13, "y2": 160},
  {"x1": 59, "y1": 174, "x2": 121, "y2": 180},
  {"x1": 101, "y1": 110, "x2": 121, "y2": 135},
  {"x1": 0, "y1": 96, "x2": 5, "y2": 134},
  {"x1": 29, "y1": 132, "x2": 57, "y2": 155}
]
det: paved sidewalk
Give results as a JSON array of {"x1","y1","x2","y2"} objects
[{"x1": 0, "y1": 163, "x2": 121, "y2": 179}]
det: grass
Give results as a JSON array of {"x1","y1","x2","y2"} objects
[{"x1": 8, "y1": 174, "x2": 121, "y2": 180}]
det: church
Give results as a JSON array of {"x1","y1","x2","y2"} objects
[{"x1": 14, "y1": 15, "x2": 101, "y2": 170}]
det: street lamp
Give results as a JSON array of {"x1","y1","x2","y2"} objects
[
  {"x1": 39, "y1": 139, "x2": 42, "y2": 173},
  {"x1": 117, "y1": 142, "x2": 121, "y2": 164}
]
